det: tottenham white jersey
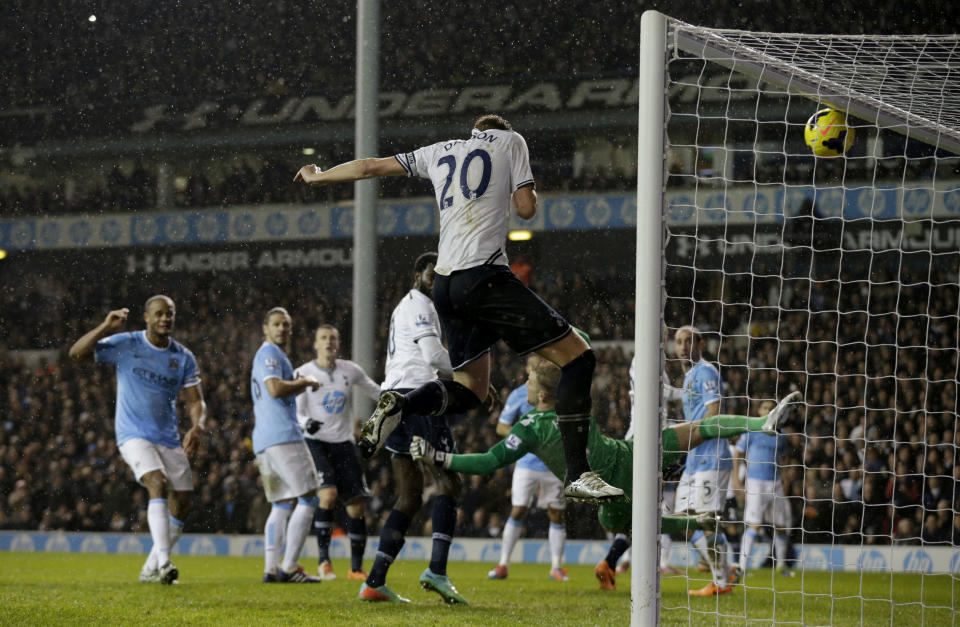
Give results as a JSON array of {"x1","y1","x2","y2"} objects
[
  {"x1": 383, "y1": 289, "x2": 445, "y2": 390},
  {"x1": 395, "y1": 128, "x2": 535, "y2": 275},
  {"x1": 294, "y1": 359, "x2": 380, "y2": 443}
]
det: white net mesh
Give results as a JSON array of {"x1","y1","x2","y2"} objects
[{"x1": 657, "y1": 19, "x2": 960, "y2": 625}]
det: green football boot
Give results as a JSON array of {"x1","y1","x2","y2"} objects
[{"x1": 419, "y1": 568, "x2": 469, "y2": 605}]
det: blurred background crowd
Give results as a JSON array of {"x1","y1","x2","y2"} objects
[
  {"x1": 0, "y1": 0, "x2": 957, "y2": 561},
  {"x1": 1, "y1": 246, "x2": 958, "y2": 548},
  {"x1": 6, "y1": 1, "x2": 951, "y2": 110}
]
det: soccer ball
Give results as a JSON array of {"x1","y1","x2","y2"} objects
[{"x1": 804, "y1": 108, "x2": 855, "y2": 157}]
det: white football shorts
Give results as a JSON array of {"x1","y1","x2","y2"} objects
[
  {"x1": 119, "y1": 438, "x2": 194, "y2": 492},
  {"x1": 511, "y1": 467, "x2": 565, "y2": 510},
  {"x1": 675, "y1": 468, "x2": 731, "y2": 514},
  {"x1": 256, "y1": 440, "x2": 321, "y2": 503},
  {"x1": 743, "y1": 477, "x2": 791, "y2": 527}
]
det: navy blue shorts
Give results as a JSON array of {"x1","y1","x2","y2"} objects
[
  {"x1": 304, "y1": 439, "x2": 369, "y2": 502},
  {"x1": 432, "y1": 265, "x2": 571, "y2": 369},
  {"x1": 385, "y1": 389, "x2": 457, "y2": 457}
]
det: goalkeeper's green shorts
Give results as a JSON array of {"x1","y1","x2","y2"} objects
[{"x1": 597, "y1": 429, "x2": 683, "y2": 532}]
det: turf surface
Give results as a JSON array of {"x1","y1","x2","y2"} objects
[{"x1": 0, "y1": 553, "x2": 956, "y2": 625}]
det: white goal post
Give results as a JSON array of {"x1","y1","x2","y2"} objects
[{"x1": 633, "y1": 10, "x2": 960, "y2": 626}]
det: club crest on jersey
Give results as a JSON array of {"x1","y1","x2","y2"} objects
[{"x1": 168, "y1": 359, "x2": 179, "y2": 370}]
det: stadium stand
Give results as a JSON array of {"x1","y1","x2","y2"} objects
[{"x1": 0, "y1": 254, "x2": 957, "y2": 545}]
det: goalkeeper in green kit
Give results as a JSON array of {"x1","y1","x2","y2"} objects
[{"x1": 412, "y1": 356, "x2": 799, "y2": 587}]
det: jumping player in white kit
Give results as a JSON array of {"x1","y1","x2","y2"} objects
[
  {"x1": 294, "y1": 324, "x2": 381, "y2": 581},
  {"x1": 295, "y1": 114, "x2": 621, "y2": 502}
]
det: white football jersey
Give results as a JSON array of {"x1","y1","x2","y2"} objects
[
  {"x1": 294, "y1": 359, "x2": 380, "y2": 443},
  {"x1": 395, "y1": 128, "x2": 535, "y2": 275},
  {"x1": 383, "y1": 289, "x2": 446, "y2": 391}
]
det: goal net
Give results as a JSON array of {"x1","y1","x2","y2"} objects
[{"x1": 632, "y1": 11, "x2": 960, "y2": 626}]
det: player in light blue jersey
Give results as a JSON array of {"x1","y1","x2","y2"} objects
[
  {"x1": 69, "y1": 295, "x2": 207, "y2": 585},
  {"x1": 670, "y1": 325, "x2": 734, "y2": 596},
  {"x1": 251, "y1": 307, "x2": 323, "y2": 583},
  {"x1": 732, "y1": 399, "x2": 795, "y2": 579},
  {"x1": 487, "y1": 355, "x2": 569, "y2": 582}
]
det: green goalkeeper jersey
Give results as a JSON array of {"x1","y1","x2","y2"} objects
[
  {"x1": 447, "y1": 409, "x2": 633, "y2": 496},
  {"x1": 447, "y1": 408, "x2": 694, "y2": 533}
]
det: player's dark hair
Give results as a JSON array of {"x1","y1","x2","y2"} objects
[
  {"x1": 144, "y1": 294, "x2": 174, "y2": 312},
  {"x1": 263, "y1": 306, "x2": 291, "y2": 325},
  {"x1": 474, "y1": 114, "x2": 512, "y2": 132},
  {"x1": 414, "y1": 252, "x2": 438, "y2": 274}
]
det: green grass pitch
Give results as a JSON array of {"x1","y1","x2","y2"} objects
[{"x1": 0, "y1": 553, "x2": 956, "y2": 626}]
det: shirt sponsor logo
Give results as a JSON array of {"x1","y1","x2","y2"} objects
[
  {"x1": 133, "y1": 367, "x2": 179, "y2": 388},
  {"x1": 322, "y1": 391, "x2": 347, "y2": 414}
]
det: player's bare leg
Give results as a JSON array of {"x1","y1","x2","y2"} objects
[{"x1": 538, "y1": 333, "x2": 622, "y2": 502}]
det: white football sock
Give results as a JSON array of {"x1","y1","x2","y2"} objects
[
  {"x1": 169, "y1": 515, "x2": 184, "y2": 550},
  {"x1": 659, "y1": 533, "x2": 671, "y2": 567},
  {"x1": 774, "y1": 532, "x2": 789, "y2": 569},
  {"x1": 264, "y1": 504, "x2": 291, "y2": 574},
  {"x1": 143, "y1": 514, "x2": 185, "y2": 572},
  {"x1": 500, "y1": 517, "x2": 523, "y2": 567},
  {"x1": 740, "y1": 528, "x2": 758, "y2": 571},
  {"x1": 713, "y1": 533, "x2": 729, "y2": 587},
  {"x1": 147, "y1": 499, "x2": 171, "y2": 566},
  {"x1": 692, "y1": 531, "x2": 721, "y2": 586},
  {"x1": 548, "y1": 522, "x2": 566, "y2": 570},
  {"x1": 281, "y1": 501, "x2": 317, "y2": 573}
]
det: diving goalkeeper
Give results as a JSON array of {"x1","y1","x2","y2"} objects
[{"x1": 412, "y1": 356, "x2": 798, "y2": 537}]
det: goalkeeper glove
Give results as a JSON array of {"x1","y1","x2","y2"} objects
[{"x1": 410, "y1": 436, "x2": 450, "y2": 468}]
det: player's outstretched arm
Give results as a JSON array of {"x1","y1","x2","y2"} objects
[
  {"x1": 294, "y1": 157, "x2": 406, "y2": 186},
  {"x1": 265, "y1": 374, "x2": 320, "y2": 399},
  {"x1": 181, "y1": 384, "x2": 208, "y2": 458},
  {"x1": 68, "y1": 308, "x2": 130, "y2": 362},
  {"x1": 411, "y1": 435, "x2": 525, "y2": 475}
]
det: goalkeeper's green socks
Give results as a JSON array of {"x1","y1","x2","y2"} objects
[{"x1": 697, "y1": 414, "x2": 767, "y2": 439}]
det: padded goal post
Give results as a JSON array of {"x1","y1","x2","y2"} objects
[{"x1": 633, "y1": 10, "x2": 960, "y2": 626}]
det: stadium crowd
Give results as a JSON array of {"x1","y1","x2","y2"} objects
[
  {"x1": 1, "y1": 245, "x2": 958, "y2": 549},
  {"x1": 4, "y1": 1, "x2": 958, "y2": 220},
  {"x1": 7, "y1": 1, "x2": 951, "y2": 110}
]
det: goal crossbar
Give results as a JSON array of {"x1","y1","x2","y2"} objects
[{"x1": 672, "y1": 23, "x2": 960, "y2": 155}]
